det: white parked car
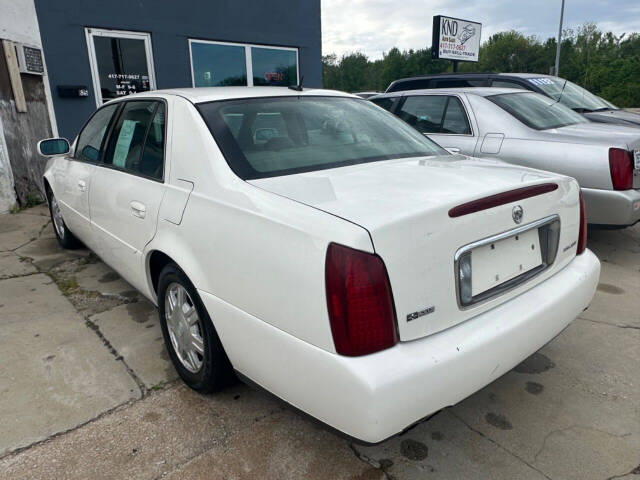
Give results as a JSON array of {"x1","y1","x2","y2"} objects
[{"x1": 38, "y1": 87, "x2": 600, "y2": 443}]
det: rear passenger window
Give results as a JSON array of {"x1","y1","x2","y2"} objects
[
  {"x1": 398, "y1": 96, "x2": 471, "y2": 135},
  {"x1": 370, "y1": 97, "x2": 397, "y2": 112},
  {"x1": 140, "y1": 103, "x2": 166, "y2": 179},
  {"x1": 103, "y1": 101, "x2": 165, "y2": 180},
  {"x1": 442, "y1": 98, "x2": 471, "y2": 134},
  {"x1": 398, "y1": 96, "x2": 448, "y2": 133},
  {"x1": 75, "y1": 104, "x2": 119, "y2": 163}
]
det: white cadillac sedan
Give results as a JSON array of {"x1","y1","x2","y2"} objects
[{"x1": 38, "y1": 87, "x2": 600, "y2": 443}]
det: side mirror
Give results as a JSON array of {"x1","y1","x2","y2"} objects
[{"x1": 37, "y1": 138, "x2": 70, "y2": 157}]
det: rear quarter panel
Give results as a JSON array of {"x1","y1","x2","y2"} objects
[
  {"x1": 145, "y1": 98, "x2": 372, "y2": 353},
  {"x1": 496, "y1": 139, "x2": 613, "y2": 190},
  {"x1": 466, "y1": 94, "x2": 613, "y2": 190}
]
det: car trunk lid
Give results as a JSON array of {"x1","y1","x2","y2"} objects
[{"x1": 250, "y1": 155, "x2": 581, "y2": 341}]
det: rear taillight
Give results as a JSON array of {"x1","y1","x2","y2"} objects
[
  {"x1": 609, "y1": 148, "x2": 633, "y2": 190},
  {"x1": 325, "y1": 243, "x2": 398, "y2": 356},
  {"x1": 577, "y1": 190, "x2": 587, "y2": 255}
]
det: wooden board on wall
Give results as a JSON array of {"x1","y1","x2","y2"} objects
[
  {"x1": 0, "y1": 42, "x2": 52, "y2": 204},
  {"x1": 2, "y1": 40, "x2": 27, "y2": 113}
]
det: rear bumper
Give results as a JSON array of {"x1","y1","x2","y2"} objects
[
  {"x1": 582, "y1": 187, "x2": 640, "y2": 226},
  {"x1": 200, "y1": 250, "x2": 600, "y2": 444}
]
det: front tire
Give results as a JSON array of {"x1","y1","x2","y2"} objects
[
  {"x1": 157, "y1": 263, "x2": 234, "y2": 392},
  {"x1": 47, "y1": 189, "x2": 81, "y2": 249}
]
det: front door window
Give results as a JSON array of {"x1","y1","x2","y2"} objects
[
  {"x1": 74, "y1": 103, "x2": 120, "y2": 163},
  {"x1": 86, "y1": 28, "x2": 156, "y2": 106}
]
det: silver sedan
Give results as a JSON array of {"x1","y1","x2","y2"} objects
[{"x1": 371, "y1": 88, "x2": 640, "y2": 227}]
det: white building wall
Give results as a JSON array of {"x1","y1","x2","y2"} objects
[
  {"x1": 0, "y1": 0, "x2": 57, "y2": 213},
  {"x1": 0, "y1": 0, "x2": 42, "y2": 45}
]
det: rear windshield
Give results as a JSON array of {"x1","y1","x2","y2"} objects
[
  {"x1": 487, "y1": 92, "x2": 588, "y2": 130},
  {"x1": 198, "y1": 96, "x2": 447, "y2": 179},
  {"x1": 528, "y1": 76, "x2": 618, "y2": 112}
]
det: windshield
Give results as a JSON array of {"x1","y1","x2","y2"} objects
[
  {"x1": 488, "y1": 92, "x2": 588, "y2": 130},
  {"x1": 527, "y1": 76, "x2": 618, "y2": 111},
  {"x1": 198, "y1": 96, "x2": 447, "y2": 179}
]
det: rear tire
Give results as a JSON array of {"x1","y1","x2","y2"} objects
[
  {"x1": 157, "y1": 263, "x2": 234, "y2": 392},
  {"x1": 47, "y1": 189, "x2": 81, "y2": 249}
]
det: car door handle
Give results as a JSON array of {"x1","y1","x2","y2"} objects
[
  {"x1": 130, "y1": 201, "x2": 146, "y2": 219},
  {"x1": 78, "y1": 180, "x2": 87, "y2": 191},
  {"x1": 445, "y1": 147, "x2": 461, "y2": 154}
]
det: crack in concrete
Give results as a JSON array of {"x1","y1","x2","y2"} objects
[
  {"x1": 577, "y1": 317, "x2": 640, "y2": 331},
  {"x1": 448, "y1": 410, "x2": 554, "y2": 480},
  {"x1": 6, "y1": 219, "x2": 52, "y2": 253},
  {"x1": 533, "y1": 425, "x2": 577, "y2": 462},
  {"x1": 84, "y1": 317, "x2": 148, "y2": 397},
  {"x1": 0, "y1": 386, "x2": 168, "y2": 461},
  {"x1": 152, "y1": 407, "x2": 287, "y2": 480},
  {"x1": 6, "y1": 247, "x2": 153, "y2": 432},
  {"x1": 348, "y1": 443, "x2": 394, "y2": 480},
  {"x1": 605, "y1": 464, "x2": 640, "y2": 480}
]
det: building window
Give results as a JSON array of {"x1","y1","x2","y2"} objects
[
  {"x1": 189, "y1": 40, "x2": 298, "y2": 88},
  {"x1": 190, "y1": 42, "x2": 247, "y2": 87},
  {"x1": 85, "y1": 28, "x2": 156, "y2": 107},
  {"x1": 251, "y1": 47, "x2": 297, "y2": 86}
]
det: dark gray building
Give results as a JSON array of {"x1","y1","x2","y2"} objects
[{"x1": 34, "y1": 0, "x2": 322, "y2": 139}]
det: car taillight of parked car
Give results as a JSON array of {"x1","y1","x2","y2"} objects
[
  {"x1": 325, "y1": 243, "x2": 398, "y2": 356},
  {"x1": 577, "y1": 190, "x2": 587, "y2": 255},
  {"x1": 608, "y1": 148, "x2": 634, "y2": 190}
]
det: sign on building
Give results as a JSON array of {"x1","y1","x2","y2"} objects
[{"x1": 431, "y1": 16, "x2": 482, "y2": 63}]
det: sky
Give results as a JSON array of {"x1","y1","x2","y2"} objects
[{"x1": 321, "y1": 0, "x2": 640, "y2": 60}]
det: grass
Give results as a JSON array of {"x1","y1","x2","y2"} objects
[
  {"x1": 8, "y1": 194, "x2": 44, "y2": 214},
  {"x1": 56, "y1": 276, "x2": 79, "y2": 295},
  {"x1": 25, "y1": 194, "x2": 43, "y2": 208},
  {"x1": 149, "y1": 381, "x2": 167, "y2": 391}
]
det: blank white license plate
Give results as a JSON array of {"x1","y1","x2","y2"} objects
[{"x1": 471, "y1": 228, "x2": 542, "y2": 296}]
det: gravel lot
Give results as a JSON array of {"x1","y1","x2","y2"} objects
[{"x1": 0, "y1": 204, "x2": 638, "y2": 479}]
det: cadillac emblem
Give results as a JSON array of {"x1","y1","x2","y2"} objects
[{"x1": 512, "y1": 205, "x2": 523, "y2": 224}]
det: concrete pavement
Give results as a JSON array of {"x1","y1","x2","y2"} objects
[{"x1": 0, "y1": 204, "x2": 638, "y2": 479}]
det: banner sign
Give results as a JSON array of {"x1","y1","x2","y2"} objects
[{"x1": 432, "y1": 15, "x2": 482, "y2": 62}]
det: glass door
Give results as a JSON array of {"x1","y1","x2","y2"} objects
[{"x1": 85, "y1": 28, "x2": 156, "y2": 106}]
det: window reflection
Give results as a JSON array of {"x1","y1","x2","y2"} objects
[
  {"x1": 251, "y1": 47, "x2": 297, "y2": 86},
  {"x1": 190, "y1": 41, "x2": 298, "y2": 88},
  {"x1": 191, "y1": 43, "x2": 247, "y2": 87},
  {"x1": 93, "y1": 37, "x2": 151, "y2": 102}
]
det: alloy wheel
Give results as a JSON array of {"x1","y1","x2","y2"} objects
[
  {"x1": 50, "y1": 195, "x2": 65, "y2": 238},
  {"x1": 164, "y1": 282, "x2": 205, "y2": 373}
]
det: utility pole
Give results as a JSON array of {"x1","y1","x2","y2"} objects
[{"x1": 554, "y1": 0, "x2": 565, "y2": 76}]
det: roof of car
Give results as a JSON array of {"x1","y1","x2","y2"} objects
[
  {"x1": 502, "y1": 73, "x2": 552, "y2": 79},
  {"x1": 116, "y1": 87, "x2": 355, "y2": 104},
  {"x1": 389, "y1": 72, "x2": 552, "y2": 82},
  {"x1": 373, "y1": 87, "x2": 529, "y2": 98}
]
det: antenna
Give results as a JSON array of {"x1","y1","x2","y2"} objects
[{"x1": 288, "y1": 76, "x2": 304, "y2": 92}]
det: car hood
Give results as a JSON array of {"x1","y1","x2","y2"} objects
[
  {"x1": 548, "y1": 122, "x2": 640, "y2": 149},
  {"x1": 248, "y1": 155, "x2": 562, "y2": 231},
  {"x1": 583, "y1": 109, "x2": 640, "y2": 126}
]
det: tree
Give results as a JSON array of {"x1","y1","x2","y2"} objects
[{"x1": 322, "y1": 23, "x2": 640, "y2": 107}]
